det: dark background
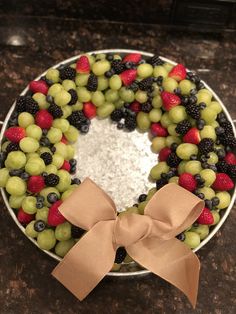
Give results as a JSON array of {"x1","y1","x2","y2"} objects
[{"x1": 0, "y1": 1, "x2": 236, "y2": 313}]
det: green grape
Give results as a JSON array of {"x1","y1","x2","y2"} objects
[
  {"x1": 26, "y1": 124, "x2": 42, "y2": 140},
  {"x1": 119, "y1": 87, "x2": 135, "y2": 102},
  {"x1": 1, "y1": 141, "x2": 10, "y2": 151},
  {"x1": 135, "y1": 90, "x2": 148, "y2": 103},
  {"x1": 209, "y1": 101, "x2": 222, "y2": 114},
  {"x1": 178, "y1": 161, "x2": 187, "y2": 174},
  {"x1": 199, "y1": 169, "x2": 216, "y2": 187},
  {"x1": 210, "y1": 121, "x2": 219, "y2": 128},
  {"x1": 64, "y1": 125, "x2": 79, "y2": 142},
  {"x1": 162, "y1": 77, "x2": 178, "y2": 93},
  {"x1": 25, "y1": 157, "x2": 45, "y2": 175},
  {"x1": 169, "y1": 106, "x2": 187, "y2": 123},
  {"x1": 167, "y1": 124, "x2": 178, "y2": 136},
  {"x1": 151, "y1": 83, "x2": 161, "y2": 96},
  {"x1": 151, "y1": 137, "x2": 166, "y2": 153},
  {"x1": 55, "y1": 222, "x2": 71, "y2": 241},
  {"x1": 33, "y1": 92, "x2": 49, "y2": 109},
  {"x1": 210, "y1": 210, "x2": 220, "y2": 225},
  {"x1": 176, "y1": 143, "x2": 198, "y2": 160},
  {"x1": 61, "y1": 189, "x2": 74, "y2": 201},
  {"x1": 26, "y1": 153, "x2": 39, "y2": 160},
  {"x1": 37, "y1": 229, "x2": 56, "y2": 250},
  {"x1": 52, "y1": 118, "x2": 70, "y2": 133},
  {"x1": 25, "y1": 221, "x2": 38, "y2": 238},
  {"x1": 9, "y1": 194, "x2": 25, "y2": 208},
  {"x1": 0, "y1": 168, "x2": 9, "y2": 187},
  {"x1": 184, "y1": 231, "x2": 200, "y2": 249},
  {"x1": 200, "y1": 125, "x2": 216, "y2": 141},
  {"x1": 36, "y1": 207, "x2": 49, "y2": 223},
  {"x1": 45, "y1": 164, "x2": 58, "y2": 175},
  {"x1": 114, "y1": 99, "x2": 124, "y2": 109},
  {"x1": 148, "y1": 108, "x2": 162, "y2": 122},
  {"x1": 6, "y1": 177, "x2": 26, "y2": 196},
  {"x1": 37, "y1": 147, "x2": 51, "y2": 155},
  {"x1": 153, "y1": 65, "x2": 168, "y2": 78},
  {"x1": 22, "y1": 196, "x2": 37, "y2": 214},
  {"x1": 201, "y1": 108, "x2": 217, "y2": 124},
  {"x1": 105, "y1": 89, "x2": 119, "y2": 103},
  {"x1": 5, "y1": 151, "x2": 27, "y2": 169},
  {"x1": 216, "y1": 191, "x2": 231, "y2": 210},
  {"x1": 196, "y1": 91, "x2": 212, "y2": 106},
  {"x1": 207, "y1": 152, "x2": 218, "y2": 165},
  {"x1": 77, "y1": 87, "x2": 91, "y2": 102},
  {"x1": 152, "y1": 95, "x2": 162, "y2": 108},
  {"x1": 66, "y1": 145, "x2": 75, "y2": 160},
  {"x1": 62, "y1": 79, "x2": 76, "y2": 91},
  {"x1": 169, "y1": 176, "x2": 179, "y2": 184},
  {"x1": 146, "y1": 187, "x2": 157, "y2": 201},
  {"x1": 137, "y1": 64, "x2": 153, "y2": 78},
  {"x1": 138, "y1": 201, "x2": 149, "y2": 215},
  {"x1": 166, "y1": 135, "x2": 181, "y2": 147},
  {"x1": 40, "y1": 187, "x2": 60, "y2": 207},
  {"x1": 190, "y1": 224, "x2": 209, "y2": 240},
  {"x1": 137, "y1": 112, "x2": 151, "y2": 131},
  {"x1": 97, "y1": 103, "x2": 115, "y2": 118},
  {"x1": 52, "y1": 153, "x2": 64, "y2": 169},
  {"x1": 178, "y1": 80, "x2": 192, "y2": 95},
  {"x1": 48, "y1": 83, "x2": 63, "y2": 97},
  {"x1": 47, "y1": 127, "x2": 62, "y2": 144},
  {"x1": 75, "y1": 73, "x2": 89, "y2": 87},
  {"x1": 160, "y1": 112, "x2": 172, "y2": 128},
  {"x1": 150, "y1": 162, "x2": 169, "y2": 180},
  {"x1": 56, "y1": 170, "x2": 72, "y2": 192},
  {"x1": 55, "y1": 239, "x2": 75, "y2": 257},
  {"x1": 109, "y1": 75, "x2": 122, "y2": 90},
  {"x1": 85, "y1": 54, "x2": 95, "y2": 66},
  {"x1": 163, "y1": 63, "x2": 174, "y2": 72},
  {"x1": 19, "y1": 137, "x2": 39, "y2": 153},
  {"x1": 198, "y1": 88, "x2": 212, "y2": 97},
  {"x1": 111, "y1": 263, "x2": 121, "y2": 271},
  {"x1": 97, "y1": 76, "x2": 109, "y2": 91},
  {"x1": 18, "y1": 112, "x2": 34, "y2": 128},
  {"x1": 185, "y1": 161, "x2": 202, "y2": 175},
  {"x1": 46, "y1": 68, "x2": 60, "y2": 83},
  {"x1": 197, "y1": 187, "x2": 215, "y2": 200},
  {"x1": 92, "y1": 60, "x2": 111, "y2": 76},
  {"x1": 54, "y1": 90, "x2": 71, "y2": 107},
  {"x1": 95, "y1": 53, "x2": 106, "y2": 60},
  {"x1": 91, "y1": 91, "x2": 105, "y2": 107},
  {"x1": 71, "y1": 102, "x2": 83, "y2": 111},
  {"x1": 62, "y1": 105, "x2": 72, "y2": 119}
]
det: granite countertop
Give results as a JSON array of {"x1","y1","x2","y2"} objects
[{"x1": 0, "y1": 16, "x2": 236, "y2": 314}]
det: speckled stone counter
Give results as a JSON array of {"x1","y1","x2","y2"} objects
[{"x1": 0, "y1": 16, "x2": 236, "y2": 314}]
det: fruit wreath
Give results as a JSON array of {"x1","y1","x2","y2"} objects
[{"x1": 0, "y1": 51, "x2": 235, "y2": 270}]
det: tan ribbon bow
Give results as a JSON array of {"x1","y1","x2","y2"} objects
[{"x1": 52, "y1": 178, "x2": 204, "y2": 307}]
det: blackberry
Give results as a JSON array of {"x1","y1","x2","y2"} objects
[
  {"x1": 87, "y1": 73, "x2": 98, "y2": 92},
  {"x1": 0, "y1": 152, "x2": 7, "y2": 168},
  {"x1": 115, "y1": 247, "x2": 126, "y2": 264},
  {"x1": 48, "y1": 104, "x2": 63, "y2": 118},
  {"x1": 124, "y1": 115, "x2": 136, "y2": 131},
  {"x1": 141, "y1": 102, "x2": 152, "y2": 113},
  {"x1": 6, "y1": 142, "x2": 20, "y2": 153},
  {"x1": 216, "y1": 161, "x2": 228, "y2": 173},
  {"x1": 198, "y1": 138, "x2": 214, "y2": 155},
  {"x1": 138, "y1": 194, "x2": 147, "y2": 202},
  {"x1": 110, "y1": 109, "x2": 123, "y2": 122},
  {"x1": 175, "y1": 120, "x2": 191, "y2": 135},
  {"x1": 44, "y1": 174, "x2": 59, "y2": 186},
  {"x1": 220, "y1": 121, "x2": 234, "y2": 136},
  {"x1": 156, "y1": 178, "x2": 168, "y2": 190},
  {"x1": 25, "y1": 97, "x2": 39, "y2": 114},
  {"x1": 67, "y1": 111, "x2": 86, "y2": 128},
  {"x1": 59, "y1": 66, "x2": 76, "y2": 80},
  {"x1": 228, "y1": 164, "x2": 236, "y2": 178},
  {"x1": 40, "y1": 152, "x2": 52, "y2": 165},
  {"x1": 167, "y1": 152, "x2": 181, "y2": 167},
  {"x1": 185, "y1": 103, "x2": 200, "y2": 120},
  {"x1": 68, "y1": 89, "x2": 78, "y2": 106},
  {"x1": 139, "y1": 77, "x2": 153, "y2": 91},
  {"x1": 129, "y1": 81, "x2": 139, "y2": 92},
  {"x1": 147, "y1": 55, "x2": 164, "y2": 66},
  {"x1": 71, "y1": 225, "x2": 85, "y2": 238},
  {"x1": 111, "y1": 59, "x2": 125, "y2": 74},
  {"x1": 15, "y1": 96, "x2": 26, "y2": 112},
  {"x1": 219, "y1": 134, "x2": 236, "y2": 147}
]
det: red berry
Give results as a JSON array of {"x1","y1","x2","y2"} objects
[
  {"x1": 5, "y1": 126, "x2": 26, "y2": 143},
  {"x1": 183, "y1": 128, "x2": 200, "y2": 145},
  {"x1": 17, "y1": 208, "x2": 34, "y2": 225},
  {"x1": 224, "y1": 152, "x2": 236, "y2": 165},
  {"x1": 130, "y1": 101, "x2": 141, "y2": 113},
  {"x1": 47, "y1": 200, "x2": 65, "y2": 226},
  {"x1": 119, "y1": 69, "x2": 137, "y2": 86},
  {"x1": 27, "y1": 176, "x2": 45, "y2": 193},
  {"x1": 179, "y1": 173, "x2": 197, "y2": 192},
  {"x1": 150, "y1": 123, "x2": 168, "y2": 137},
  {"x1": 122, "y1": 53, "x2": 141, "y2": 64},
  {"x1": 197, "y1": 207, "x2": 214, "y2": 225},
  {"x1": 76, "y1": 55, "x2": 90, "y2": 73},
  {"x1": 61, "y1": 135, "x2": 68, "y2": 144},
  {"x1": 212, "y1": 173, "x2": 234, "y2": 191},
  {"x1": 159, "y1": 147, "x2": 171, "y2": 162},
  {"x1": 168, "y1": 64, "x2": 187, "y2": 81},
  {"x1": 83, "y1": 102, "x2": 96, "y2": 119},
  {"x1": 161, "y1": 91, "x2": 181, "y2": 111},
  {"x1": 29, "y1": 80, "x2": 48, "y2": 95},
  {"x1": 35, "y1": 109, "x2": 53, "y2": 129},
  {"x1": 60, "y1": 160, "x2": 71, "y2": 172}
]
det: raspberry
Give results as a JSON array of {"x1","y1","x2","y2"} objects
[
  {"x1": 40, "y1": 152, "x2": 52, "y2": 165},
  {"x1": 27, "y1": 175, "x2": 45, "y2": 193},
  {"x1": 179, "y1": 173, "x2": 197, "y2": 192},
  {"x1": 68, "y1": 89, "x2": 78, "y2": 106},
  {"x1": 87, "y1": 73, "x2": 98, "y2": 92},
  {"x1": 198, "y1": 138, "x2": 214, "y2": 155},
  {"x1": 48, "y1": 104, "x2": 63, "y2": 118},
  {"x1": 25, "y1": 97, "x2": 39, "y2": 114},
  {"x1": 15, "y1": 96, "x2": 26, "y2": 112},
  {"x1": 44, "y1": 174, "x2": 60, "y2": 187},
  {"x1": 115, "y1": 247, "x2": 127, "y2": 264},
  {"x1": 124, "y1": 115, "x2": 136, "y2": 131},
  {"x1": 167, "y1": 152, "x2": 181, "y2": 167},
  {"x1": 139, "y1": 77, "x2": 153, "y2": 91},
  {"x1": 6, "y1": 142, "x2": 20, "y2": 153},
  {"x1": 111, "y1": 59, "x2": 125, "y2": 74},
  {"x1": 185, "y1": 103, "x2": 200, "y2": 120},
  {"x1": 147, "y1": 55, "x2": 164, "y2": 66},
  {"x1": 175, "y1": 120, "x2": 191, "y2": 135},
  {"x1": 110, "y1": 109, "x2": 123, "y2": 122},
  {"x1": 59, "y1": 66, "x2": 76, "y2": 80},
  {"x1": 48, "y1": 200, "x2": 65, "y2": 226},
  {"x1": 35, "y1": 110, "x2": 53, "y2": 129}
]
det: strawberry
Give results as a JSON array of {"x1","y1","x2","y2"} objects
[
  {"x1": 168, "y1": 64, "x2": 187, "y2": 81},
  {"x1": 60, "y1": 160, "x2": 71, "y2": 172},
  {"x1": 47, "y1": 200, "x2": 65, "y2": 226},
  {"x1": 122, "y1": 53, "x2": 141, "y2": 64},
  {"x1": 120, "y1": 69, "x2": 137, "y2": 86},
  {"x1": 83, "y1": 102, "x2": 96, "y2": 119},
  {"x1": 161, "y1": 91, "x2": 181, "y2": 111},
  {"x1": 29, "y1": 80, "x2": 48, "y2": 95},
  {"x1": 159, "y1": 147, "x2": 171, "y2": 162},
  {"x1": 17, "y1": 208, "x2": 34, "y2": 225},
  {"x1": 35, "y1": 109, "x2": 53, "y2": 129},
  {"x1": 27, "y1": 176, "x2": 45, "y2": 193},
  {"x1": 178, "y1": 173, "x2": 197, "y2": 192},
  {"x1": 197, "y1": 207, "x2": 214, "y2": 225},
  {"x1": 183, "y1": 128, "x2": 200, "y2": 145},
  {"x1": 5, "y1": 126, "x2": 26, "y2": 143},
  {"x1": 130, "y1": 101, "x2": 141, "y2": 113},
  {"x1": 61, "y1": 135, "x2": 68, "y2": 144},
  {"x1": 150, "y1": 123, "x2": 168, "y2": 137},
  {"x1": 224, "y1": 152, "x2": 236, "y2": 165},
  {"x1": 76, "y1": 55, "x2": 90, "y2": 73},
  {"x1": 212, "y1": 173, "x2": 234, "y2": 191}
]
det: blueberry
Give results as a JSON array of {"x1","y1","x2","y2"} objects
[
  {"x1": 209, "y1": 164, "x2": 217, "y2": 172},
  {"x1": 132, "y1": 203, "x2": 138, "y2": 207},
  {"x1": 212, "y1": 197, "x2": 220, "y2": 206},
  {"x1": 161, "y1": 173, "x2": 168, "y2": 179},
  {"x1": 217, "y1": 149, "x2": 226, "y2": 159},
  {"x1": 106, "y1": 54, "x2": 113, "y2": 61},
  {"x1": 42, "y1": 129, "x2": 48, "y2": 135},
  {"x1": 170, "y1": 143, "x2": 178, "y2": 152},
  {"x1": 176, "y1": 233, "x2": 185, "y2": 241},
  {"x1": 197, "y1": 193, "x2": 205, "y2": 200},
  {"x1": 51, "y1": 146, "x2": 56, "y2": 153},
  {"x1": 21, "y1": 172, "x2": 30, "y2": 180},
  {"x1": 205, "y1": 199, "x2": 213, "y2": 210},
  {"x1": 198, "y1": 102, "x2": 206, "y2": 109},
  {"x1": 47, "y1": 192, "x2": 59, "y2": 204},
  {"x1": 80, "y1": 124, "x2": 89, "y2": 134},
  {"x1": 190, "y1": 154, "x2": 197, "y2": 160},
  {"x1": 37, "y1": 195, "x2": 45, "y2": 203},
  {"x1": 104, "y1": 71, "x2": 113, "y2": 78},
  {"x1": 70, "y1": 166, "x2": 77, "y2": 174},
  {"x1": 125, "y1": 62, "x2": 133, "y2": 69},
  {"x1": 46, "y1": 95, "x2": 53, "y2": 104},
  {"x1": 42, "y1": 172, "x2": 48, "y2": 177},
  {"x1": 194, "y1": 174, "x2": 201, "y2": 181},
  {"x1": 9, "y1": 169, "x2": 23, "y2": 176},
  {"x1": 117, "y1": 122, "x2": 124, "y2": 129},
  {"x1": 190, "y1": 89, "x2": 197, "y2": 95},
  {"x1": 69, "y1": 159, "x2": 77, "y2": 166},
  {"x1": 36, "y1": 202, "x2": 44, "y2": 209},
  {"x1": 138, "y1": 59, "x2": 146, "y2": 64},
  {"x1": 138, "y1": 194, "x2": 147, "y2": 202},
  {"x1": 72, "y1": 178, "x2": 81, "y2": 185},
  {"x1": 34, "y1": 220, "x2": 46, "y2": 232},
  {"x1": 215, "y1": 127, "x2": 224, "y2": 135}
]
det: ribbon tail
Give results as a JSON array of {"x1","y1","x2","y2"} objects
[
  {"x1": 127, "y1": 238, "x2": 200, "y2": 308},
  {"x1": 52, "y1": 220, "x2": 116, "y2": 300}
]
